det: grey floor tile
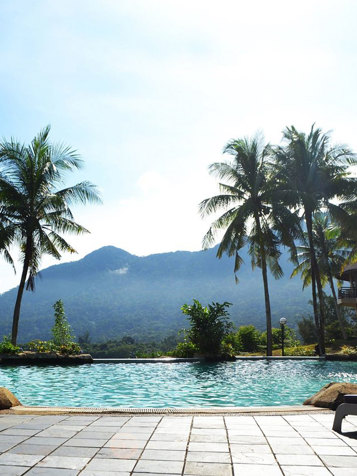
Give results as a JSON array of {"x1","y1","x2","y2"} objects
[
  {"x1": 63, "y1": 438, "x2": 106, "y2": 448},
  {"x1": 190, "y1": 433, "x2": 227, "y2": 443},
  {"x1": 134, "y1": 459, "x2": 183, "y2": 474},
  {"x1": 36, "y1": 429, "x2": 77, "y2": 438},
  {"x1": 320, "y1": 455, "x2": 357, "y2": 468},
  {"x1": 231, "y1": 452, "x2": 276, "y2": 464},
  {"x1": 141, "y1": 449, "x2": 185, "y2": 461},
  {"x1": 188, "y1": 442, "x2": 229, "y2": 452},
  {"x1": 281, "y1": 466, "x2": 331, "y2": 475},
  {"x1": 150, "y1": 433, "x2": 187, "y2": 442},
  {"x1": 26, "y1": 468, "x2": 79, "y2": 476},
  {"x1": 37, "y1": 455, "x2": 89, "y2": 470},
  {"x1": 276, "y1": 454, "x2": 323, "y2": 466},
  {"x1": 8, "y1": 444, "x2": 57, "y2": 455},
  {"x1": 0, "y1": 453, "x2": 43, "y2": 466},
  {"x1": 26, "y1": 437, "x2": 68, "y2": 446},
  {"x1": 226, "y1": 435, "x2": 266, "y2": 445},
  {"x1": 186, "y1": 451, "x2": 231, "y2": 463},
  {"x1": 80, "y1": 471, "x2": 130, "y2": 476},
  {"x1": 0, "y1": 435, "x2": 29, "y2": 445},
  {"x1": 85, "y1": 457, "x2": 136, "y2": 471},
  {"x1": 114, "y1": 432, "x2": 152, "y2": 440},
  {"x1": 145, "y1": 440, "x2": 187, "y2": 451},
  {"x1": 330, "y1": 469, "x2": 357, "y2": 476},
  {"x1": 230, "y1": 444, "x2": 272, "y2": 454},
  {"x1": 184, "y1": 461, "x2": 232, "y2": 475},
  {"x1": 312, "y1": 445, "x2": 356, "y2": 456},
  {"x1": 96, "y1": 447, "x2": 142, "y2": 459},
  {"x1": 233, "y1": 463, "x2": 282, "y2": 475},
  {"x1": 305, "y1": 437, "x2": 347, "y2": 446},
  {"x1": 1, "y1": 429, "x2": 40, "y2": 437},
  {"x1": 105, "y1": 439, "x2": 147, "y2": 449},
  {"x1": 51, "y1": 446, "x2": 99, "y2": 457},
  {"x1": 269, "y1": 444, "x2": 314, "y2": 455},
  {"x1": 0, "y1": 466, "x2": 29, "y2": 475},
  {"x1": 73, "y1": 431, "x2": 115, "y2": 440}
]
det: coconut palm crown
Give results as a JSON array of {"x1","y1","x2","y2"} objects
[
  {"x1": 0, "y1": 126, "x2": 101, "y2": 344},
  {"x1": 200, "y1": 135, "x2": 299, "y2": 356}
]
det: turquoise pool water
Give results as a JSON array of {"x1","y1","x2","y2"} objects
[{"x1": 1, "y1": 360, "x2": 357, "y2": 408}]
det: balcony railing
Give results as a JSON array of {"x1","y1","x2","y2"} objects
[{"x1": 338, "y1": 287, "x2": 357, "y2": 299}]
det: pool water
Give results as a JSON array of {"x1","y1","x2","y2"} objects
[{"x1": 1, "y1": 360, "x2": 357, "y2": 408}]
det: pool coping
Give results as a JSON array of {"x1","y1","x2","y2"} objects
[
  {"x1": 8, "y1": 404, "x2": 332, "y2": 416},
  {"x1": 92, "y1": 356, "x2": 325, "y2": 363}
]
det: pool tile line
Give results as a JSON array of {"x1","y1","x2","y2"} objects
[
  {"x1": 181, "y1": 411, "x2": 195, "y2": 476},
  {"x1": 129, "y1": 415, "x2": 163, "y2": 475},
  {"x1": 223, "y1": 415, "x2": 235, "y2": 474}
]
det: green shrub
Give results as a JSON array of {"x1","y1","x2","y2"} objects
[
  {"x1": 172, "y1": 340, "x2": 197, "y2": 357},
  {"x1": 339, "y1": 345, "x2": 357, "y2": 355},
  {"x1": 57, "y1": 342, "x2": 81, "y2": 355},
  {"x1": 235, "y1": 325, "x2": 261, "y2": 352},
  {"x1": 26, "y1": 340, "x2": 56, "y2": 353},
  {"x1": 0, "y1": 336, "x2": 21, "y2": 354},
  {"x1": 181, "y1": 300, "x2": 232, "y2": 358},
  {"x1": 285, "y1": 344, "x2": 316, "y2": 356},
  {"x1": 52, "y1": 300, "x2": 74, "y2": 346}
]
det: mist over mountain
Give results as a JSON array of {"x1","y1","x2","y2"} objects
[{"x1": 0, "y1": 245, "x2": 311, "y2": 342}]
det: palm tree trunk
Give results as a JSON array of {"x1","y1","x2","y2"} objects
[
  {"x1": 255, "y1": 213, "x2": 273, "y2": 356},
  {"x1": 327, "y1": 271, "x2": 347, "y2": 340},
  {"x1": 11, "y1": 254, "x2": 30, "y2": 345},
  {"x1": 305, "y1": 212, "x2": 326, "y2": 354}
]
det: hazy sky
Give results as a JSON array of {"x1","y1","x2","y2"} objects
[{"x1": 1, "y1": 0, "x2": 357, "y2": 292}]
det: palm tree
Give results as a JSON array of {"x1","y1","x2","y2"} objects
[
  {"x1": 200, "y1": 135, "x2": 299, "y2": 356},
  {"x1": 273, "y1": 124, "x2": 356, "y2": 354},
  {"x1": 291, "y1": 212, "x2": 349, "y2": 339},
  {"x1": 0, "y1": 126, "x2": 101, "y2": 345}
]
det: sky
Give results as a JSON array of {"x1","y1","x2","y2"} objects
[{"x1": 0, "y1": 0, "x2": 357, "y2": 293}]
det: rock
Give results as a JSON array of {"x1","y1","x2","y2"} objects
[
  {"x1": 0, "y1": 387, "x2": 21, "y2": 409},
  {"x1": 304, "y1": 382, "x2": 357, "y2": 410}
]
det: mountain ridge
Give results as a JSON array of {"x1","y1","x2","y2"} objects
[{"x1": 0, "y1": 245, "x2": 311, "y2": 342}]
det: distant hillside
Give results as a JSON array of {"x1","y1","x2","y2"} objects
[{"x1": 0, "y1": 245, "x2": 311, "y2": 342}]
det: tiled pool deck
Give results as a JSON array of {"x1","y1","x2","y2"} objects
[{"x1": 0, "y1": 411, "x2": 357, "y2": 475}]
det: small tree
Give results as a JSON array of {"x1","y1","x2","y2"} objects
[
  {"x1": 236, "y1": 325, "x2": 261, "y2": 352},
  {"x1": 181, "y1": 300, "x2": 232, "y2": 358},
  {"x1": 51, "y1": 300, "x2": 74, "y2": 347}
]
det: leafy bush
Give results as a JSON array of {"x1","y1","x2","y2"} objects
[
  {"x1": 285, "y1": 344, "x2": 316, "y2": 356},
  {"x1": 52, "y1": 300, "x2": 74, "y2": 346},
  {"x1": 26, "y1": 340, "x2": 56, "y2": 353},
  {"x1": 0, "y1": 336, "x2": 21, "y2": 354},
  {"x1": 339, "y1": 345, "x2": 357, "y2": 355},
  {"x1": 57, "y1": 342, "x2": 81, "y2": 355},
  {"x1": 261, "y1": 326, "x2": 299, "y2": 348},
  {"x1": 172, "y1": 340, "x2": 197, "y2": 357},
  {"x1": 235, "y1": 325, "x2": 261, "y2": 352},
  {"x1": 181, "y1": 300, "x2": 233, "y2": 358}
]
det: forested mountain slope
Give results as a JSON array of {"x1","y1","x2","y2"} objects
[{"x1": 0, "y1": 245, "x2": 311, "y2": 342}]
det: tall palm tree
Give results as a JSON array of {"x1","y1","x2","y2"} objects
[
  {"x1": 291, "y1": 212, "x2": 349, "y2": 339},
  {"x1": 0, "y1": 126, "x2": 101, "y2": 345},
  {"x1": 273, "y1": 124, "x2": 356, "y2": 354},
  {"x1": 200, "y1": 135, "x2": 299, "y2": 356}
]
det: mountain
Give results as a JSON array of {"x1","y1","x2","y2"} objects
[{"x1": 0, "y1": 245, "x2": 311, "y2": 342}]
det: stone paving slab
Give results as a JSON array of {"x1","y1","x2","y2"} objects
[{"x1": 0, "y1": 412, "x2": 356, "y2": 475}]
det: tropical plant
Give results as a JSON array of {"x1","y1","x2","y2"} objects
[
  {"x1": 181, "y1": 299, "x2": 232, "y2": 358},
  {"x1": 0, "y1": 335, "x2": 20, "y2": 354},
  {"x1": 52, "y1": 299, "x2": 74, "y2": 346},
  {"x1": 235, "y1": 325, "x2": 261, "y2": 352},
  {"x1": 291, "y1": 212, "x2": 349, "y2": 339},
  {"x1": 272, "y1": 124, "x2": 357, "y2": 354},
  {"x1": 0, "y1": 126, "x2": 101, "y2": 345},
  {"x1": 200, "y1": 135, "x2": 299, "y2": 355}
]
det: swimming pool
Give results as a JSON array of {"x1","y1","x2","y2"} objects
[{"x1": 1, "y1": 360, "x2": 357, "y2": 407}]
